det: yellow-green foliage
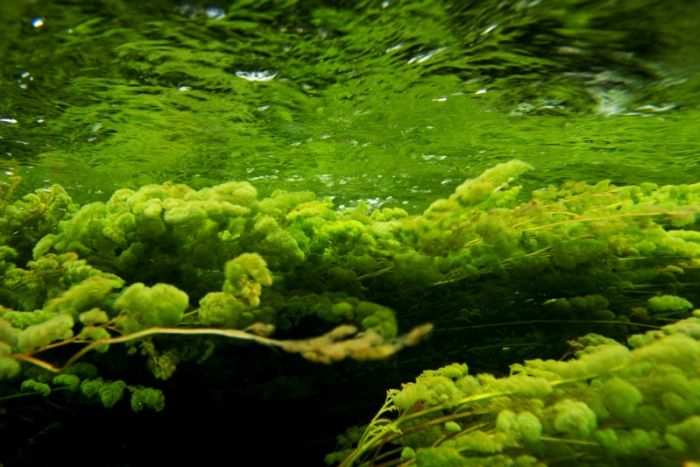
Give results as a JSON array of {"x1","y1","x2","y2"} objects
[
  {"x1": 648, "y1": 295, "x2": 694, "y2": 313},
  {"x1": 0, "y1": 341, "x2": 20, "y2": 379},
  {"x1": 0, "y1": 252, "x2": 124, "y2": 314},
  {"x1": 223, "y1": 252, "x2": 273, "y2": 307},
  {"x1": 269, "y1": 292, "x2": 399, "y2": 339},
  {"x1": 198, "y1": 291, "x2": 250, "y2": 327},
  {"x1": 114, "y1": 283, "x2": 189, "y2": 332},
  {"x1": 1, "y1": 161, "x2": 699, "y2": 426},
  {"x1": 196, "y1": 252, "x2": 274, "y2": 327},
  {"x1": 7, "y1": 160, "x2": 699, "y2": 320},
  {"x1": 16, "y1": 314, "x2": 74, "y2": 353},
  {"x1": 79, "y1": 308, "x2": 110, "y2": 326},
  {"x1": 339, "y1": 313, "x2": 700, "y2": 466},
  {"x1": 0, "y1": 182, "x2": 76, "y2": 259}
]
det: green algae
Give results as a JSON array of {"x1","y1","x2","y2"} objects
[{"x1": 1, "y1": 1, "x2": 700, "y2": 465}]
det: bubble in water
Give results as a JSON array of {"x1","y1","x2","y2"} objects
[{"x1": 235, "y1": 71, "x2": 277, "y2": 82}]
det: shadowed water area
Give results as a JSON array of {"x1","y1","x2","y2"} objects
[{"x1": 1, "y1": 1, "x2": 700, "y2": 465}]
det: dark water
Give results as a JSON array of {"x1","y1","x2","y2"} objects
[{"x1": 1, "y1": 0, "x2": 699, "y2": 210}]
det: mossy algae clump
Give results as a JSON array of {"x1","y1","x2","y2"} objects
[
  {"x1": 0, "y1": 161, "x2": 699, "y2": 465},
  {"x1": 334, "y1": 316, "x2": 700, "y2": 465}
]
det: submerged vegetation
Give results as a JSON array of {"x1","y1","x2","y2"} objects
[
  {"x1": 334, "y1": 316, "x2": 700, "y2": 466},
  {"x1": 1, "y1": 160, "x2": 699, "y2": 464},
  {"x1": 2, "y1": 0, "x2": 700, "y2": 464}
]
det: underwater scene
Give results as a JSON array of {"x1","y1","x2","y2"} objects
[{"x1": 1, "y1": 0, "x2": 700, "y2": 465}]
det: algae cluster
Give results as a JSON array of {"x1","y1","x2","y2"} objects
[{"x1": 1, "y1": 160, "x2": 699, "y2": 465}]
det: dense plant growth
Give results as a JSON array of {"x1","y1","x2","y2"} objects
[
  {"x1": 332, "y1": 314, "x2": 700, "y2": 466},
  {"x1": 1, "y1": 161, "x2": 698, "y2": 465}
]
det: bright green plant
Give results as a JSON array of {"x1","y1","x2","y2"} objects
[
  {"x1": 334, "y1": 312, "x2": 700, "y2": 466},
  {"x1": 0, "y1": 160, "x2": 698, "y2": 419}
]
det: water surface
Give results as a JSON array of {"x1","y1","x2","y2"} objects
[{"x1": 1, "y1": 0, "x2": 699, "y2": 208}]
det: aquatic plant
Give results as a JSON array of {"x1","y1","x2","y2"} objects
[
  {"x1": 0, "y1": 176, "x2": 436, "y2": 411},
  {"x1": 0, "y1": 161, "x2": 698, "y2": 465},
  {"x1": 333, "y1": 314, "x2": 700, "y2": 465}
]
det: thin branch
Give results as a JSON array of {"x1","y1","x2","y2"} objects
[
  {"x1": 13, "y1": 353, "x2": 61, "y2": 373},
  {"x1": 12, "y1": 323, "x2": 432, "y2": 374},
  {"x1": 61, "y1": 326, "x2": 288, "y2": 371}
]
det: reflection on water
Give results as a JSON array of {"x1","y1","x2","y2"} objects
[{"x1": 0, "y1": 0, "x2": 698, "y2": 208}]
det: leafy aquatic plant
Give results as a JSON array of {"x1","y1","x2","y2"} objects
[
  {"x1": 333, "y1": 313, "x2": 700, "y2": 466},
  {"x1": 0, "y1": 160, "x2": 698, "y2": 428}
]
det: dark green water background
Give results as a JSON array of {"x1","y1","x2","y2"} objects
[{"x1": 2, "y1": 0, "x2": 699, "y2": 210}]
